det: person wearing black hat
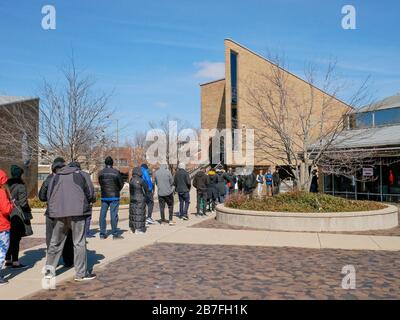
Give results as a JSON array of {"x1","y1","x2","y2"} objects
[
  {"x1": 5, "y1": 164, "x2": 32, "y2": 268},
  {"x1": 98, "y1": 156, "x2": 124, "y2": 239},
  {"x1": 38, "y1": 157, "x2": 74, "y2": 267}
]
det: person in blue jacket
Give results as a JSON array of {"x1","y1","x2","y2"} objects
[{"x1": 140, "y1": 164, "x2": 156, "y2": 225}]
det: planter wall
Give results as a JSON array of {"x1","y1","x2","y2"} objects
[{"x1": 216, "y1": 204, "x2": 399, "y2": 232}]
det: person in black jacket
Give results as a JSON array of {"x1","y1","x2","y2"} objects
[
  {"x1": 39, "y1": 157, "x2": 74, "y2": 268},
  {"x1": 207, "y1": 169, "x2": 219, "y2": 212},
  {"x1": 310, "y1": 170, "x2": 319, "y2": 193},
  {"x1": 224, "y1": 168, "x2": 237, "y2": 195},
  {"x1": 98, "y1": 156, "x2": 124, "y2": 240},
  {"x1": 216, "y1": 169, "x2": 226, "y2": 203},
  {"x1": 193, "y1": 168, "x2": 209, "y2": 216},
  {"x1": 5, "y1": 165, "x2": 32, "y2": 269},
  {"x1": 129, "y1": 167, "x2": 149, "y2": 234},
  {"x1": 174, "y1": 163, "x2": 191, "y2": 220},
  {"x1": 243, "y1": 170, "x2": 257, "y2": 197}
]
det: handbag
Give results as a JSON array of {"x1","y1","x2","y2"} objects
[{"x1": 11, "y1": 205, "x2": 34, "y2": 237}]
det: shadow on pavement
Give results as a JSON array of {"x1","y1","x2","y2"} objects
[{"x1": 3, "y1": 247, "x2": 47, "y2": 280}]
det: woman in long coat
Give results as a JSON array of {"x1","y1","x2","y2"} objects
[
  {"x1": 6, "y1": 165, "x2": 32, "y2": 269},
  {"x1": 129, "y1": 167, "x2": 149, "y2": 234}
]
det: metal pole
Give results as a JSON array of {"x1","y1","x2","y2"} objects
[
  {"x1": 380, "y1": 158, "x2": 383, "y2": 202},
  {"x1": 116, "y1": 119, "x2": 119, "y2": 170}
]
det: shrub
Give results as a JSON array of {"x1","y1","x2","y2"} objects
[{"x1": 224, "y1": 191, "x2": 386, "y2": 213}]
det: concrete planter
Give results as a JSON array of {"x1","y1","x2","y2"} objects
[{"x1": 216, "y1": 204, "x2": 399, "y2": 232}]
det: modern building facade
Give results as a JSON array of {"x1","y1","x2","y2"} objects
[
  {"x1": 200, "y1": 39, "x2": 349, "y2": 172},
  {"x1": 0, "y1": 96, "x2": 39, "y2": 197},
  {"x1": 322, "y1": 93, "x2": 400, "y2": 202}
]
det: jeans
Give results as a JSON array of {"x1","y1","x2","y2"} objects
[
  {"x1": 217, "y1": 194, "x2": 225, "y2": 204},
  {"x1": 145, "y1": 193, "x2": 154, "y2": 219},
  {"x1": 158, "y1": 194, "x2": 174, "y2": 222},
  {"x1": 178, "y1": 192, "x2": 190, "y2": 217},
  {"x1": 99, "y1": 200, "x2": 120, "y2": 237},
  {"x1": 0, "y1": 231, "x2": 10, "y2": 269}
]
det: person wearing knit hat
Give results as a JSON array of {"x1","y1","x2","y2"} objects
[{"x1": 5, "y1": 164, "x2": 32, "y2": 269}]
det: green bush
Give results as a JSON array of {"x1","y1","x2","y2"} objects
[
  {"x1": 30, "y1": 196, "x2": 130, "y2": 209},
  {"x1": 224, "y1": 192, "x2": 386, "y2": 213}
]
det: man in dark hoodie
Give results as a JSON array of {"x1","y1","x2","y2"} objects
[
  {"x1": 129, "y1": 167, "x2": 149, "y2": 234},
  {"x1": 39, "y1": 157, "x2": 74, "y2": 267},
  {"x1": 44, "y1": 162, "x2": 96, "y2": 282},
  {"x1": 193, "y1": 167, "x2": 209, "y2": 216},
  {"x1": 174, "y1": 163, "x2": 191, "y2": 220}
]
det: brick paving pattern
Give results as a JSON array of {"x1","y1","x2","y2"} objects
[{"x1": 28, "y1": 243, "x2": 400, "y2": 300}]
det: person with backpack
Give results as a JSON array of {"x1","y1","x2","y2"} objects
[
  {"x1": 129, "y1": 167, "x2": 149, "y2": 234},
  {"x1": 0, "y1": 170, "x2": 14, "y2": 286},
  {"x1": 141, "y1": 164, "x2": 156, "y2": 225},
  {"x1": 45, "y1": 164, "x2": 96, "y2": 282},
  {"x1": 193, "y1": 167, "x2": 209, "y2": 216},
  {"x1": 5, "y1": 165, "x2": 33, "y2": 269},
  {"x1": 174, "y1": 163, "x2": 191, "y2": 220},
  {"x1": 265, "y1": 169, "x2": 273, "y2": 197},
  {"x1": 243, "y1": 170, "x2": 257, "y2": 197},
  {"x1": 256, "y1": 170, "x2": 264, "y2": 197},
  {"x1": 39, "y1": 157, "x2": 74, "y2": 267},
  {"x1": 98, "y1": 156, "x2": 124, "y2": 240}
]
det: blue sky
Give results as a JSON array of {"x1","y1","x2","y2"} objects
[{"x1": 0, "y1": 0, "x2": 399, "y2": 140}]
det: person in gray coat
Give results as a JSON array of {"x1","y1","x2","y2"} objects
[
  {"x1": 44, "y1": 165, "x2": 96, "y2": 282},
  {"x1": 173, "y1": 163, "x2": 191, "y2": 220},
  {"x1": 155, "y1": 164, "x2": 175, "y2": 225},
  {"x1": 129, "y1": 167, "x2": 149, "y2": 234}
]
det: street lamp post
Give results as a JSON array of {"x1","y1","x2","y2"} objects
[{"x1": 107, "y1": 117, "x2": 120, "y2": 170}]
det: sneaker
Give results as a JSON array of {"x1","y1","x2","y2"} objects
[
  {"x1": 169, "y1": 221, "x2": 176, "y2": 226},
  {"x1": 74, "y1": 273, "x2": 96, "y2": 282},
  {"x1": 99, "y1": 235, "x2": 107, "y2": 240},
  {"x1": 4, "y1": 261, "x2": 12, "y2": 267},
  {"x1": 182, "y1": 216, "x2": 189, "y2": 221},
  {"x1": 159, "y1": 219, "x2": 169, "y2": 225},
  {"x1": 146, "y1": 217, "x2": 156, "y2": 225},
  {"x1": 113, "y1": 234, "x2": 124, "y2": 240},
  {"x1": 0, "y1": 277, "x2": 8, "y2": 286},
  {"x1": 12, "y1": 263, "x2": 29, "y2": 269},
  {"x1": 135, "y1": 230, "x2": 145, "y2": 235},
  {"x1": 44, "y1": 269, "x2": 54, "y2": 279}
]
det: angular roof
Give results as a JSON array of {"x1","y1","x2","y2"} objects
[
  {"x1": 358, "y1": 93, "x2": 400, "y2": 113},
  {"x1": 331, "y1": 124, "x2": 400, "y2": 149},
  {"x1": 0, "y1": 96, "x2": 38, "y2": 106}
]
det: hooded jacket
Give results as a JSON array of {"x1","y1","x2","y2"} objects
[
  {"x1": 155, "y1": 164, "x2": 174, "y2": 197},
  {"x1": 0, "y1": 170, "x2": 13, "y2": 232},
  {"x1": 174, "y1": 168, "x2": 191, "y2": 193},
  {"x1": 141, "y1": 166, "x2": 153, "y2": 193},
  {"x1": 129, "y1": 167, "x2": 149, "y2": 202},
  {"x1": 193, "y1": 170, "x2": 209, "y2": 191},
  {"x1": 47, "y1": 166, "x2": 92, "y2": 218},
  {"x1": 216, "y1": 171, "x2": 226, "y2": 196}
]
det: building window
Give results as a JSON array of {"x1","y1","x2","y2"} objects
[
  {"x1": 350, "y1": 112, "x2": 373, "y2": 129},
  {"x1": 374, "y1": 107, "x2": 400, "y2": 126},
  {"x1": 230, "y1": 51, "x2": 238, "y2": 105}
]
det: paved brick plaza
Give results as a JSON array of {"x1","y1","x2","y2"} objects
[{"x1": 28, "y1": 243, "x2": 400, "y2": 300}]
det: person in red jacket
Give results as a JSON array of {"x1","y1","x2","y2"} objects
[{"x1": 0, "y1": 169, "x2": 14, "y2": 286}]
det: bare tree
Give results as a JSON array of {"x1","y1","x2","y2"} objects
[
  {"x1": 0, "y1": 58, "x2": 113, "y2": 174},
  {"x1": 244, "y1": 54, "x2": 375, "y2": 191}
]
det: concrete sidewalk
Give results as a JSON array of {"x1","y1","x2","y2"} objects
[{"x1": 1, "y1": 187, "x2": 400, "y2": 300}]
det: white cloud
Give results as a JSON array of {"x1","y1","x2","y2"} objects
[{"x1": 194, "y1": 61, "x2": 225, "y2": 80}]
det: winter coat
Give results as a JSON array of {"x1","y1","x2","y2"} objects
[
  {"x1": 272, "y1": 172, "x2": 281, "y2": 186},
  {"x1": 141, "y1": 166, "x2": 153, "y2": 193},
  {"x1": 155, "y1": 164, "x2": 174, "y2": 196},
  {"x1": 47, "y1": 166, "x2": 93, "y2": 218},
  {"x1": 174, "y1": 168, "x2": 191, "y2": 193},
  {"x1": 0, "y1": 170, "x2": 13, "y2": 232},
  {"x1": 98, "y1": 165, "x2": 124, "y2": 199},
  {"x1": 216, "y1": 172, "x2": 226, "y2": 196},
  {"x1": 193, "y1": 170, "x2": 209, "y2": 191},
  {"x1": 310, "y1": 175, "x2": 319, "y2": 193},
  {"x1": 7, "y1": 178, "x2": 33, "y2": 238},
  {"x1": 129, "y1": 167, "x2": 148, "y2": 231},
  {"x1": 207, "y1": 172, "x2": 219, "y2": 200},
  {"x1": 243, "y1": 173, "x2": 257, "y2": 193}
]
